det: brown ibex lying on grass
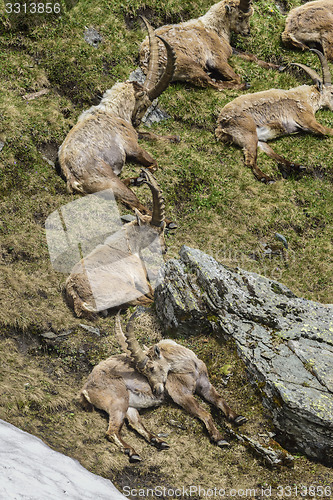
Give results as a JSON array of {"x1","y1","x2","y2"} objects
[
  {"x1": 80, "y1": 312, "x2": 247, "y2": 462},
  {"x1": 58, "y1": 18, "x2": 177, "y2": 222},
  {"x1": 65, "y1": 169, "x2": 166, "y2": 317},
  {"x1": 140, "y1": 0, "x2": 279, "y2": 91},
  {"x1": 282, "y1": 0, "x2": 333, "y2": 61},
  {"x1": 216, "y1": 49, "x2": 333, "y2": 183}
]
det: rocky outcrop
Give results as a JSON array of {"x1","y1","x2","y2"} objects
[{"x1": 155, "y1": 246, "x2": 333, "y2": 465}]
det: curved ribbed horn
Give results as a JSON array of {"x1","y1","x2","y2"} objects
[
  {"x1": 147, "y1": 36, "x2": 177, "y2": 101},
  {"x1": 291, "y1": 63, "x2": 322, "y2": 86},
  {"x1": 140, "y1": 16, "x2": 160, "y2": 92},
  {"x1": 124, "y1": 312, "x2": 148, "y2": 371},
  {"x1": 141, "y1": 168, "x2": 165, "y2": 227},
  {"x1": 239, "y1": 0, "x2": 251, "y2": 13},
  {"x1": 310, "y1": 48, "x2": 331, "y2": 86},
  {"x1": 114, "y1": 311, "x2": 131, "y2": 356}
]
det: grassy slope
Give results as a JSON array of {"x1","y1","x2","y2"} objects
[{"x1": 0, "y1": 0, "x2": 333, "y2": 495}]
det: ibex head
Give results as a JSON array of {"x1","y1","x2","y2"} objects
[
  {"x1": 117, "y1": 312, "x2": 169, "y2": 396},
  {"x1": 292, "y1": 49, "x2": 333, "y2": 110},
  {"x1": 226, "y1": 0, "x2": 253, "y2": 36},
  {"x1": 132, "y1": 16, "x2": 177, "y2": 127}
]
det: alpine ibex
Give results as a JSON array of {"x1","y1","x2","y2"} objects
[
  {"x1": 58, "y1": 18, "x2": 177, "y2": 222},
  {"x1": 282, "y1": 0, "x2": 333, "y2": 61},
  {"x1": 216, "y1": 49, "x2": 333, "y2": 183},
  {"x1": 80, "y1": 312, "x2": 247, "y2": 462},
  {"x1": 65, "y1": 170, "x2": 166, "y2": 317},
  {"x1": 140, "y1": 0, "x2": 278, "y2": 91}
]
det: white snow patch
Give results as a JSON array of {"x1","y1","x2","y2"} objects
[{"x1": 0, "y1": 419, "x2": 126, "y2": 499}]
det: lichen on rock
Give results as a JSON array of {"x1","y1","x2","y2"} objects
[{"x1": 155, "y1": 245, "x2": 333, "y2": 465}]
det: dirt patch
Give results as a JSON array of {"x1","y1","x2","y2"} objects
[
  {"x1": 305, "y1": 164, "x2": 333, "y2": 183},
  {"x1": 172, "y1": 174, "x2": 210, "y2": 213},
  {"x1": 0, "y1": 246, "x2": 36, "y2": 263},
  {"x1": 114, "y1": 465, "x2": 177, "y2": 499},
  {"x1": 38, "y1": 141, "x2": 59, "y2": 164}
]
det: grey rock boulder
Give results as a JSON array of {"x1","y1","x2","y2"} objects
[
  {"x1": 155, "y1": 245, "x2": 333, "y2": 465},
  {"x1": 128, "y1": 68, "x2": 171, "y2": 127}
]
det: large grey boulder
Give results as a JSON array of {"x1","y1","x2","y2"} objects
[{"x1": 155, "y1": 246, "x2": 333, "y2": 465}]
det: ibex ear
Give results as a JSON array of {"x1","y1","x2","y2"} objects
[
  {"x1": 153, "y1": 345, "x2": 161, "y2": 358},
  {"x1": 134, "y1": 208, "x2": 145, "y2": 226}
]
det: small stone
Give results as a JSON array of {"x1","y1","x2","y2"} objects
[
  {"x1": 168, "y1": 419, "x2": 186, "y2": 430},
  {"x1": 84, "y1": 27, "x2": 102, "y2": 48},
  {"x1": 41, "y1": 331, "x2": 58, "y2": 340},
  {"x1": 79, "y1": 324, "x2": 100, "y2": 336}
]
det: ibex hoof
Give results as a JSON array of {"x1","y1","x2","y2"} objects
[
  {"x1": 216, "y1": 439, "x2": 230, "y2": 448},
  {"x1": 129, "y1": 454, "x2": 142, "y2": 463},
  {"x1": 167, "y1": 222, "x2": 178, "y2": 230},
  {"x1": 261, "y1": 178, "x2": 274, "y2": 184},
  {"x1": 234, "y1": 415, "x2": 247, "y2": 426},
  {"x1": 151, "y1": 438, "x2": 170, "y2": 450},
  {"x1": 132, "y1": 176, "x2": 146, "y2": 186},
  {"x1": 159, "y1": 441, "x2": 170, "y2": 450}
]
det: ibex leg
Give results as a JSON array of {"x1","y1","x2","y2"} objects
[
  {"x1": 76, "y1": 158, "x2": 153, "y2": 215},
  {"x1": 286, "y1": 33, "x2": 309, "y2": 51},
  {"x1": 126, "y1": 145, "x2": 158, "y2": 171},
  {"x1": 138, "y1": 130, "x2": 180, "y2": 143},
  {"x1": 242, "y1": 141, "x2": 275, "y2": 183},
  {"x1": 81, "y1": 382, "x2": 142, "y2": 462},
  {"x1": 322, "y1": 37, "x2": 333, "y2": 61},
  {"x1": 123, "y1": 146, "x2": 158, "y2": 192},
  {"x1": 216, "y1": 119, "x2": 274, "y2": 183},
  {"x1": 232, "y1": 48, "x2": 281, "y2": 70},
  {"x1": 126, "y1": 407, "x2": 169, "y2": 450},
  {"x1": 258, "y1": 141, "x2": 306, "y2": 174},
  {"x1": 101, "y1": 390, "x2": 142, "y2": 462},
  {"x1": 207, "y1": 57, "x2": 248, "y2": 90},
  {"x1": 195, "y1": 369, "x2": 247, "y2": 426},
  {"x1": 300, "y1": 116, "x2": 333, "y2": 136},
  {"x1": 177, "y1": 59, "x2": 245, "y2": 90},
  {"x1": 165, "y1": 373, "x2": 230, "y2": 447},
  {"x1": 108, "y1": 178, "x2": 153, "y2": 215}
]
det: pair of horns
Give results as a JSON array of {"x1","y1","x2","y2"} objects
[
  {"x1": 140, "y1": 16, "x2": 177, "y2": 101},
  {"x1": 292, "y1": 48, "x2": 331, "y2": 87},
  {"x1": 115, "y1": 310, "x2": 149, "y2": 370}
]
